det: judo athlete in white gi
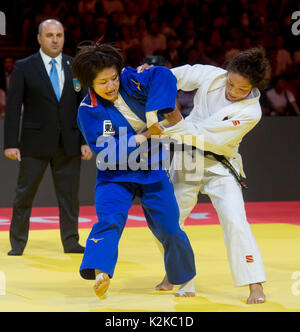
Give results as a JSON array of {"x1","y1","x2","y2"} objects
[
  {"x1": 71, "y1": 43, "x2": 196, "y2": 299},
  {"x1": 156, "y1": 48, "x2": 269, "y2": 304}
]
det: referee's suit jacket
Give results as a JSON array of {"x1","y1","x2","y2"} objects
[
  {"x1": 4, "y1": 51, "x2": 86, "y2": 156},
  {"x1": 3, "y1": 51, "x2": 87, "y2": 252}
]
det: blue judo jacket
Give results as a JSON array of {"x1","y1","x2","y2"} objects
[{"x1": 77, "y1": 66, "x2": 177, "y2": 184}]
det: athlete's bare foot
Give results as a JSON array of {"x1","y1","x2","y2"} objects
[
  {"x1": 175, "y1": 291, "x2": 195, "y2": 297},
  {"x1": 247, "y1": 283, "x2": 265, "y2": 304},
  {"x1": 175, "y1": 278, "x2": 195, "y2": 297},
  {"x1": 155, "y1": 275, "x2": 174, "y2": 291},
  {"x1": 94, "y1": 272, "x2": 110, "y2": 299}
]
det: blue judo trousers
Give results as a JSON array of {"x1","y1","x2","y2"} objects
[
  {"x1": 80, "y1": 175, "x2": 196, "y2": 285},
  {"x1": 77, "y1": 66, "x2": 196, "y2": 285}
]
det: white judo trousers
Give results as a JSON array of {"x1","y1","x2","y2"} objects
[
  {"x1": 171, "y1": 149, "x2": 266, "y2": 287},
  {"x1": 158, "y1": 63, "x2": 267, "y2": 288}
]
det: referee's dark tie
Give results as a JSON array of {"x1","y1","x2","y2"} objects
[{"x1": 49, "y1": 58, "x2": 60, "y2": 101}]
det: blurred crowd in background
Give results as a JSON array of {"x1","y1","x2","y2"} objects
[{"x1": 1, "y1": 0, "x2": 300, "y2": 117}]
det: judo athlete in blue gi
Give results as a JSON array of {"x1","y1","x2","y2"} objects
[{"x1": 72, "y1": 43, "x2": 196, "y2": 298}]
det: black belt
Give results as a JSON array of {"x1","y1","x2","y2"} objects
[
  {"x1": 204, "y1": 151, "x2": 248, "y2": 190},
  {"x1": 174, "y1": 143, "x2": 248, "y2": 190}
]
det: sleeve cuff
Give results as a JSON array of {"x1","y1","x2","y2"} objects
[
  {"x1": 146, "y1": 110, "x2": 159, "y2": 128},
  {"x1": 161, "y1": 118, "x2": 186, "y2": 134}
]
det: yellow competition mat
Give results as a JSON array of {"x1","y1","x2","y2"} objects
[{"x1": 0, "y1": 223, "x2": 300, "y2": 312}]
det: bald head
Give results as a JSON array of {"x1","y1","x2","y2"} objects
[
  {"x1": 37, "y1": 19, "x2": 65, "y2": 58},
  {"x1": 38, "y1": 19, "x2": 63, "y2": 35}
]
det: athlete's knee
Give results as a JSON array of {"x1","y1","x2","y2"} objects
[
  {"x1": 221, "y1": 215, "x2": 252, "y2": 238},
  {"x1": 94, "y1": 211, "x2": 126, "y2": 233},
  {"x1": 160, "y1": 224, "x2": 179, "y2": 237}
]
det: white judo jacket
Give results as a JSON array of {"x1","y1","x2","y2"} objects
[{"x1": 163, "y1": 64, "x2": 262, "y2": 178}]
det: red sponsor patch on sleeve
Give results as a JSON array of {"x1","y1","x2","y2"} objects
[{"x1": 232, "y1": 120, "x2": 240, "y2": 126}]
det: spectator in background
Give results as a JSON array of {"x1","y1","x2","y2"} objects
[
  {"x1": 10, "y1": 0, "x2": 34, "y2": 46},
  {"x1": 93, "y1": 17, "x2": 110, "y2": 43},
  {"x1": 64, "y1": 25, "x2": 83, "y2": 56},
  {"x1": 242, "y1": 36, "x2": 254, "y2": 50},
  {"x1": 116, "y1": 25, "x2": 139, "y2": 58},
  {"x1": 120, "y1": 0, "x2": 140, "y2": 26},
  {"x1": 135, "y1": 0, "x2": 151, "y2": 14},
  {"x1": 266, "y1": 76, "x2": 300, "y2": 116},
  {"x1": 164, "y1": 37, "x2": 180, "y2": 66},
  {"x1": 273, "y1": 35, "x2": 293, "y2": 76},
  {"x1": 102, "y1": 0, "x2": 125, "y2": 15},
  {"x1": 171, "y1": 15, "x2": 183, "y2": 34},
  {"x1": 0, "y1": 57, "x2": 15, "y2": 118},
  {"x1": 77, "y1": 0, "x2": 99, "y2": 16},
  {"x1": 293, "y1": 49, "x2": 300, "y2": 67},
  {"x1": 135, "y1": 17, "x2": 150, "y2": 40},
  {"x1": 180, "y1": 19, "x2": 197, "y2": 53},
  {"x1": 228, "y1": 27, "x2": 242, "y2": 50},
  {"x1": 106, "y1": 11, "x2": 123, "y2": 41},
  {"x1": 81, "y1": 12, "x2": 96, "y2": 40},
  {"x1": 186, "y1": 48, "x2": 200, "y2": 65},
  {"x1": 289, "y1": 67, "x2": 300, "y2": 106},
  {"x1": 208, "y1": 29, "x2": 224, "y2": 65},
  {"x1": 141, "y1": 21, "x2": 167, "y2": 57},
  {"x1": 197, "y1": 3, "x2": 213, "y2": 35},
  {"x1": 267, "y1": 48, "x2": 279, "y2": 80},
  {"x1": 281, "y1": 14, "x2": 299, "y2": 53},
  {"x1": 239, "y1": 12, "x2": 252, "y2": 36},
  {"x1": 150, "y1": 20, "x2": 167, "y2": 53},
  {"x1": 194, "y1": 40, "x2": 215, "y2": 65},
  {"x1": 142, "y1": 0, "x2": 161, "y2": 22},
  {"x1": 224, "y1": 40, "x2": 240, "y2": 64},
  {"x1": 0, "y1": 57, "x2": 15, "y2": 92},
  {"x1": 160, "y1": 21, "x2": 177, "y2": 39},
  {"x1": 34, "y1": 2, "x2": 68, "y2": 31},
  {"x1": 125, "y1": 46, "x2": 144, "y2": 68},
  {"x1": 63, "y1": 15, "x2": 77, "y2": 38},
  {"x1": 34, "y1": 3, "x2": 57, "y2": 32},
  {"x1": 212, "y1": 16, "x2": 229, "y2": 41},
  {"x1": 3, "y1": 0, "x2": 298, "y2": 117}
]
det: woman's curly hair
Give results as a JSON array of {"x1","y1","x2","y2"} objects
[
  {"x1": 72, "y1": 40, "x2": 124, "y2": 88},
  {"x1": 226, "y1": 47, "x2": 270, "y2": 90}
]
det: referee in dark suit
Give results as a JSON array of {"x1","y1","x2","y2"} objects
[{"x1": 4, "y1": 19, "x2": 92, "y2": 256}]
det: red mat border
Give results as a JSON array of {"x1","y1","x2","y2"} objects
[{"x1": 0, "y1": 201, "x2": 299, "y2": 231}]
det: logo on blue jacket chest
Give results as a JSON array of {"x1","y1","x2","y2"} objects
[{"x1": 103, "y1": 120, "x2": 115, "y2": 136}]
